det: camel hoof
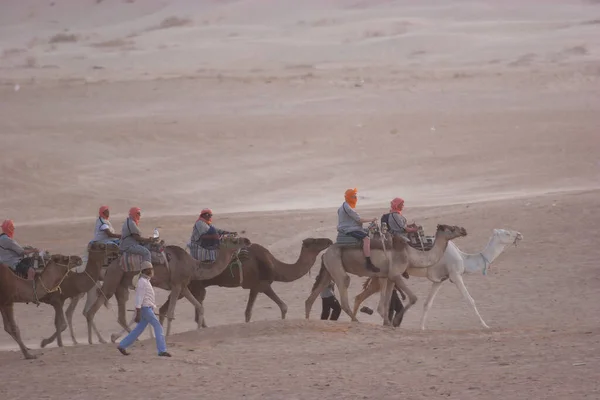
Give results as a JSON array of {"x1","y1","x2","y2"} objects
[
  {"x1": 40, "y1": 339, "x2": 49, "y2": 349},
  {"x1": 482, "y1": 324, "x2": 490, "y2": 329},
  {"x1": 25, "y1": 353, "x2": 37, "y2": 360},
  {"x1": 110, "y1": 334, "x2": 119, "y2": 343}
]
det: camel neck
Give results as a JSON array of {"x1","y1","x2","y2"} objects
[
  {"x1": 273, "y1": 247, "x2": 318, "y2": 282},
  {"x1": 464, "y1": 236, "x2": 509, "y2": 274}
]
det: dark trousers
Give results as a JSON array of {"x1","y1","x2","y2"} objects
[
  {"x1": 321, "y1": 296, "x2": 341, "y2": 321},
  {"x1": 388, "y1": 289, "x2": 405, "y2": 325},
  {"x1": 14, "y1": 258, "x2": 34, "y2": 278}
]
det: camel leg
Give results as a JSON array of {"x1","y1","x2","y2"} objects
[
  {"x1": 452, "y1": 274, "x2": 490, "y2": 329},
  {"x1": 180, "y1": 286, "x2": 205, "y2": 330},
  {"x1": 116, "y1": 285, "x2": 131, "y2": 332},
  {"x1": 244, "y1": 288, "x2": 260, "y2": 323},
  {"x1": 377, "y1": 278, "x2": 395, "y2": 326},
  {"x1": 108, "y1": 286, "x2": 132, "y2": 344},
  {"x1": 192, "y1": 286, "x2": 208, "y2": 328},
  {"x1": 159, "y1": 291, "x2": 185, "y2": 325},
  {"x1": 305, "y1": 264, "x2": 333, "y2": 320},
  {"x1": 352, "y1": 278, "x2": 380, "y2": 319},
  {"x1": 165, "y1": 284, "x2": 182, "y2": 336},
  {"x1": 332, "y1": 272, "x2": 355, "y2": 321},
  {"x1": 82, "y1": 287, "x2": 106, "y2": 344},
  {"x1": 420, "y1": 281, "x2": 443, "y2": 330},
  {"x1": 84, "y1": 268, "x2": 122, "y2": 345},
  {"x1": 262, "y1": 285, "x2": 288, "y2": 320},
  {"x1": 40, "y1": 299, "x2": 68, "y2": 348},
  {"x1": 2, "y1": 305, "x2": 36, "y2": 360},
  {"x1": 66, "y1": 293, "x2": 84, "y2": 345},
  {"x1": 390, "y1": 276, "x2": 418, "y2": 328}
]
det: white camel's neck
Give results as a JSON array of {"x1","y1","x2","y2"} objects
[{"x1": 462, "y1": 235, "x2": 510, "y2": 274}]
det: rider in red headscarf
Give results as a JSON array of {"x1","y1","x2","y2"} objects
[
  {"x1": 383, "y1": 197, "x2": 420, "y2": 238},
  {"x1": 119, "y1": 207, "x2": 156, "y2": 265},
  {"x1": 337, "y1": 188, "x2": 380, "y2": 273},
  {"x1": 0, "y1": 219, "x2": 40, "y2": 280},
  {"x1": 92, "y1": 205, "x2": 121, "y2": 244},
  {"x1": 189, "y1": 208, "x2": 236, "y2": 263}
]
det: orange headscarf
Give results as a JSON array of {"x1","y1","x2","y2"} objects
[
  {"x1": 345, "y1": 188, "x2": 358, "y2": 209},
  {"x1": 2, "y1": 219, "x2": 15, "y2": 239},
  {"x1": 390, "y1": 197, "x2": 404, "y2": 214},
  {"x1": 99, "y1": 205, "x2": 109, "y2": 219},
  {"x1": 197, "y1": 208, "x2": 213, "y2": 224},
  {"x1": 129, "y1": 207, "x2": 141, "y2": 225}
]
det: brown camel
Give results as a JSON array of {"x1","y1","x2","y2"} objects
[
  {"x1": 84, "y1": 236, "x2": 251, "y2": 342},
  {"x1": 0, "y1": 254, "x2": 82, "y2": 359},
  {"x1": 39, "y1": 242, "x2": 119, "y2": 348},
  {"x1": 158, "y1": 238, "x2": 333, "y2": 326},
  {"x1": 305, "y1": 225, "x2": 468, "y2": 326}
]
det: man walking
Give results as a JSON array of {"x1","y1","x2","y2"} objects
[
  {"x1": 320, "y1": 282, "x2": 342, "y2": 321},
  {"x1": 117, "y1": 261, "x2": 171, "y2": 357}
]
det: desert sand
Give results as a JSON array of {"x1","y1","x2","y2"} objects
[{"x1": 1, "y1": 0, "x2": 599, "y2": 399}]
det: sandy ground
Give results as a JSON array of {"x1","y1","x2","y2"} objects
[{"x1": 1, "y1": 1, "x2": 600, "y2": 399}]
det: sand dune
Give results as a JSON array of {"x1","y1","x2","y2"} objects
[{"x1": 1, "y1": 1, "x2": 600, "y2": 399}]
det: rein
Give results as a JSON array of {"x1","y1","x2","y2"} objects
[{"x1": 32, "y1": 256, "x2": 75, "y2": 305}]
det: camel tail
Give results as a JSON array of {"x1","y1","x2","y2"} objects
[
  {"x1": 311, "y1": 256, "x2": 328, "y2": 293},
  {"x1": 362, "y1": 277, "x2": 373, "y2": 291}
]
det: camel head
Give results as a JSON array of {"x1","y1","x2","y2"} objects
[
  {"x1": 221, "y1": 236, "x2": 252, "y2": 250},
  {"x1": 48, "y1": 254, "x2": 83, "y2": 269},
  {"x1": 435, "y1": 224, "x2": 468, "y2": 241},
  {"x1": 301, "y1": 238, "x2": 333, "y2": 253},
  {"x1": 492, "y1": 229, "x2": 523, "y2": 246}
]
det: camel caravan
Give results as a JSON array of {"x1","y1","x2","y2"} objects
[{"x1": 0, "y1": 189, "x2": 522, "y2": 359}]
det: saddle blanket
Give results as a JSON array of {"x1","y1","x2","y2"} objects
[
  {"x1": 189, "y1": 244, "x2": 250, "y2": 263},
  {"x1": 119, "y1": 251, "x2": 166, "y2": 272}
]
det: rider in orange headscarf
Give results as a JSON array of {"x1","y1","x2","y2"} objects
[
  {"x1": 337, "y1": 188, "x2": 380, "y2": 273},
  {"x1": 0, "y1": 219, "x2": 40, "y2": 279}
]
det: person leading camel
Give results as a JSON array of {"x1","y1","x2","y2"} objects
[
  {"x1": 189, "y1": 208, "x2": 235, "y2": 263},
  {"x1": 91, "y1": 205, "x2": 121, "y2": 244},
  {"x1": 120, "y1": 207, "x2": 155, "y2": 265},
  {"x1": 337, "y1": 188, "x2": 380, "y2": 272},
  {"x1": 0, "y1": 219, "x2": 39, "y2": 280},
  {"x1": 320, "y1": 281, "x2": 341, "y2": 321},
  {"x1": 117, "y1": 262, "x2": 171, "y2": 357}
]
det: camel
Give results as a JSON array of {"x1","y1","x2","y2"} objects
[
  {"x1": 0, "y1": 254, "x2": 82, "y2": 359},
  {"x1": 305, "y1": 224, "x2": 468, "y2": 326},
  {"x1": 84, "y1": 236, "x2": 251, "y2": 343},
  {"x1": 158, "y1": 238, "x2": 333, "y2": 326},
  {"x1": 353, "y1": 229, "x2": 523, "y2": 329},
  {"x1": 39, "y1": 242, "x2": 119, "y2": 348}
]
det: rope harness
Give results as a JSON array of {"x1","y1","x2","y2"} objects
[{"x1": 32, "y1": 255, "x2": 75, "y2": 306}]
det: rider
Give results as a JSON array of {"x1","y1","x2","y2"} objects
[
  {"x1": 382, "y1": 197, "x2": 418, "y2": 279},
  {"x1": 0, "y1": 219, "x2": 39, "y2": 280},
  {"x1": 92, "y1": 205, "x2": 121, "y2": 244},
  {"x1": 120, "y1": 207, "x2": 156, "y2": 265},
  {"x1": 337, "y1": 188, "x2": 380, "y2": 273},
  {"x1": 189, "y1": 208, "x2": 235, "y2": 263},
  {"x1": 382, "y1": 197, "x2": 420, "y2": 240}
]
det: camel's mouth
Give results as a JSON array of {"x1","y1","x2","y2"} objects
[{"x1": 516, "y1": 233, "x2": 524, "y2": 241}]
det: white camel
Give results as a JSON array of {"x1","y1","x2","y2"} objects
[{"x1": 353, "y1": 229, "x2": 523, "y2": 329}]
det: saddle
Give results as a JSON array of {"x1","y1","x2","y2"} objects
[
  {"x1": 119, "y1": 241, "x2": 167, "y2": 272},
  {"x1": 406, "y1": 230, "x2": 435, "y2": 251},
  {"x1": 336, "y1": 231, "x2": 434, "y2": 251},
  {"x1": 335, "y1": 232, "x2": 393, "y2": 250}
]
